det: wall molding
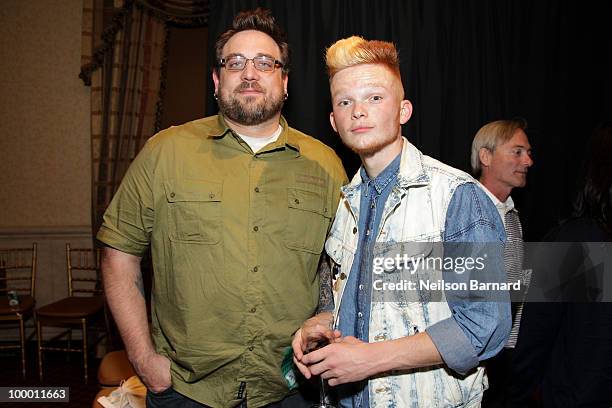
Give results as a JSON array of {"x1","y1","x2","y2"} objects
[{"x1": 0, "y1": 225, "x2": 92, "y2": 240}]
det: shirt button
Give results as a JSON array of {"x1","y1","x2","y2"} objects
[
  {"x1": 252, "y1": 266, "x2": 259, "y2": 272},
  {"x1": 340, "y1": 273, "x2": 347, "y2": 280},
  {"x1": 352, "y1": 227, "x2": 357, "y2": 234},
  {"x1": 248, "y1": 346, "x2": 254, "y2": 351},
  {"x1": 253, "y1": 226, "x2": 259, "y2": 232},
  {"x1": 254, "y1": 187, "x2": 260, "y2": 193},
  {"x1": 359, "y1": 284, "x2": 364, "y2": 290},
  {"x1": 358, "y1": 312, "x2": 363, "y2": 318},
  {"x1": 250, "y1": 307, "x2": 256, "y2": 313}
]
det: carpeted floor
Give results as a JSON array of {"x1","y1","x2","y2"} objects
[{"x1": 0, "y1": 341, "x2": 102, "y2": 407}]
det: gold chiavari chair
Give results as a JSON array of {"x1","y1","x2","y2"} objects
[
  {"x1": 0, "y1": 243, "x2": 37, "y2": 379},
  {"x1": 36, "y1": 244, "x2": 108, "y2": 383}
]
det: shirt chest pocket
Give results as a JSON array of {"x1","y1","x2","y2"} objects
[
  {"x1": 285, "y1": 187, "x2": 331, "y2": 254},
  {"x1": 164, "y1": 180, "x2": 223, "y2": 244}
]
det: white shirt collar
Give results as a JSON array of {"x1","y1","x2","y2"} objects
[
  {"x1": 237, "y1": 125, "x2": 283, "y2": 153},
  {"x1": 478, "y1": 181, "x2": 516, "y2": 215}
]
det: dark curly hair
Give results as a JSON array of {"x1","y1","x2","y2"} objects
[{"x1": 214, "y1": 8, "x2": 289, "y2": 76}]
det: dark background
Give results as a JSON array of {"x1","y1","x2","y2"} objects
[{"x1": 202, "y1": 0, "x2": 612, "y2": 241}]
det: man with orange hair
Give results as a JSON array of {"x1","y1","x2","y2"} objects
[{"x1": 293, "y1": 36, "x2": 511, "y2": 407}]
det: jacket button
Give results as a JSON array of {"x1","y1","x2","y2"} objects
[
  {"x1": 340, "y1": 273, "x2": 347, "y2": 280},
  {"x1": 253, "y1": 226, "x2": 259, "y2": 232},
  {"x1": 170, "y1": 192, "x2": 175, "y2": 198},
  {"x1": 209, "y1": 193, "x2": 215, "y2": 199},
  {"x1": 294, "y1": 198, "x2": 300, "y2": 205},
  {"x1": 352, "y1": 227, "x2": 357, "y2": 234}
]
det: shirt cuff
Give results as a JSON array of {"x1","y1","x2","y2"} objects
[
  {"x1": 96, "y1": 226, "x2": 149, "y2": 257},
  {"x1": 426, "y1": 317, "x2": 479, "y2": 375}
]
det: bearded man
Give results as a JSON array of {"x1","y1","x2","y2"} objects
[{"x1": 97, "y1": 8, "x2": 346, "y2": 408}]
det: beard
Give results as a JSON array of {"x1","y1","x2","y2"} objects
[
  {"x1": 217, "y1": 81, "x2": 285, "y2": 126},
  {"x1": 340, "y1": 132, "x2": 399, "y2": 156}
]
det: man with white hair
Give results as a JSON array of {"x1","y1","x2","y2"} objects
[{"x1": 471, "y1": 119, "x2": 533, "y2": 406}]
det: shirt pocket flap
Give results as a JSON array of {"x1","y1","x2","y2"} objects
[
  {"x1": 164, "y1": 180, "x2": 223, "y2": 203},
  {"x1": 287, "y1": 188, "x2": 328, "y2": 216}
]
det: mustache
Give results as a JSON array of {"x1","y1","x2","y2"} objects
[
  {"x1": 351, "y1": 122, "x2": 373, "y2": 129},
  {"x1": 234, "y1": 81, "x2": 264, "y2": 93}
]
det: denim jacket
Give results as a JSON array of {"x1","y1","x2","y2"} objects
[{"x1": 325, "y1": 139, "x2": 510, "y2": 407}]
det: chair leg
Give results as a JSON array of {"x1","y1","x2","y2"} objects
[
  {"x1": 82, "y1": 319, "x2": 88, "y2": 384},
  {"x1": 67, "y1": 328, "x2": 72, "y2": 362},
  {"x1": 103, "y1": 303, "x2": 113, "y2": 349},
  {"x1": 18, "y1": 315, "x2": 26, "y2": 380},
  {"x1": 36, "y1": 319, "x2": 43, "y2": 382}
]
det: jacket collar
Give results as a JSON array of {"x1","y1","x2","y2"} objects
[{"x1": 342, "y1": 137, "x2": 429, "y2": 197}]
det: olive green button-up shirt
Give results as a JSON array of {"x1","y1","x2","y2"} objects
[{"x1": 97, "y1": 115, "x2": 347, "y2": 407}]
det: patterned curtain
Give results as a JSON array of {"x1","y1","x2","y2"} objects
[{"x1": 80, "y1": 0, "x2": 208, "y2": 235}]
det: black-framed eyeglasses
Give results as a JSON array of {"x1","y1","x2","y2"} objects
[{"x1": 218, "y1": 55, "x2": 284, "y2": 72}]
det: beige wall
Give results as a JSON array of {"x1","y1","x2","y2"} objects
[
  {"x1": 0, "y1": 0, "x2": 91, "y2": 340},
  {"x1": 0, "y1": 0, "x2": 90, "y2": 228}
]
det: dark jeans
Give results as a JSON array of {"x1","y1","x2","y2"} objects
[
  {"x1": 505, "y1": 302, "x2": 612, "y2": 408},
  {"x1": 482, "y1": 348, "x2": 514, "y2": 408},
  {"x1": 146, "y1": 387, "x2": 314, "y2": 408}
]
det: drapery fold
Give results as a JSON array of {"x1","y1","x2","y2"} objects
[
  {"x1": 81, "y1": 0, "x2": 209, "y2": 235},
  {"x1": 82, "y1": 0, "x2": 166, "y2": 234}
]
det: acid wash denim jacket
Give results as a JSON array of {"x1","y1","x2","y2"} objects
[{"x1": 325, "y1": 139, "x2": 511, "y2": 408}]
